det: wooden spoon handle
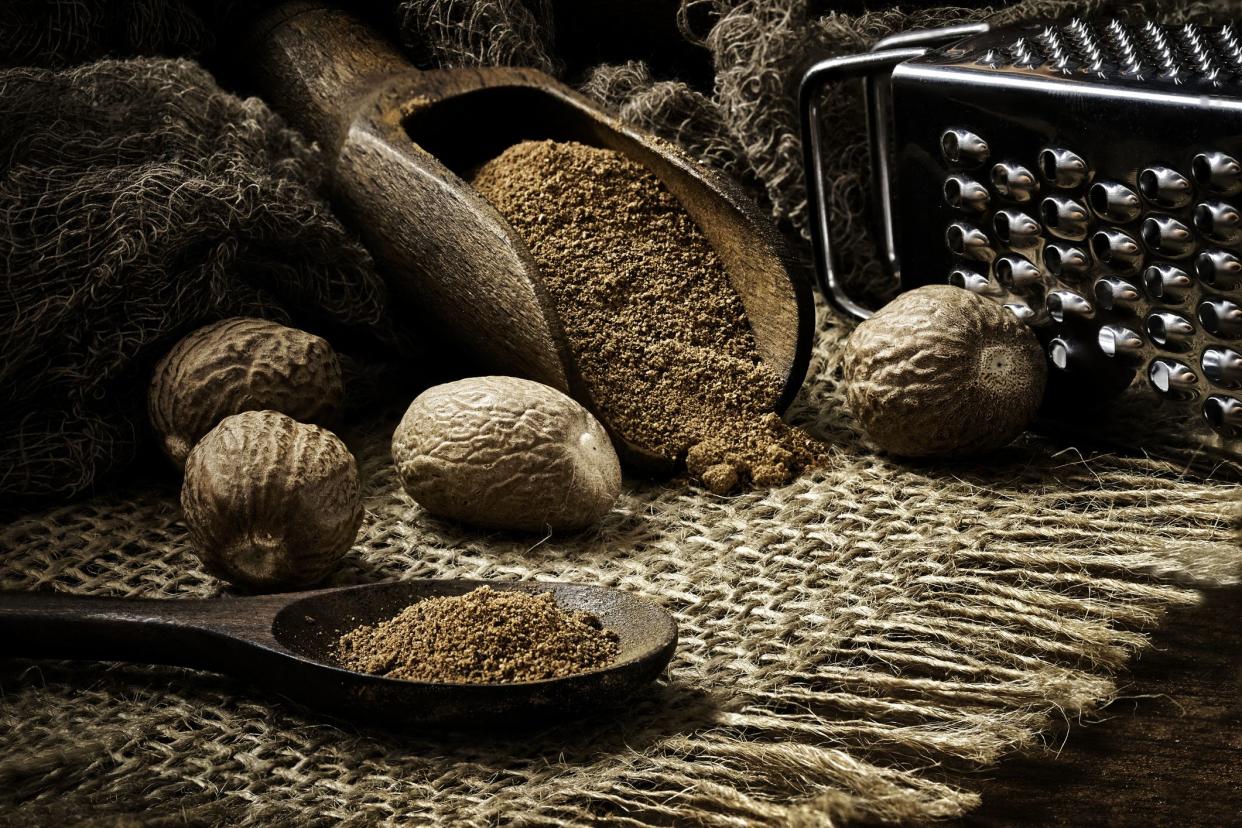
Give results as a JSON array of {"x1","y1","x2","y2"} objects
[{"x1": 0, "y1": 591, "x2": 281, "y2": 671}]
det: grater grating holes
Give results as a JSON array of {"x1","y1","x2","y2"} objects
[
  {"x1": 1148, "y1": 358, "x2": 1200, "y2": 399},
  {"x1": 988, "y1": 18, "x2": 1242, "y2": 82},
  {"x1": 1104, "y1": 19, "x2": 1144, "y2": 75},
  {"x1": 938, "y1": 132, "x2": 1242, "y2": 436},
  {"x1": 1203, "y1": 347, "x2": 1242, "y2": 387}
]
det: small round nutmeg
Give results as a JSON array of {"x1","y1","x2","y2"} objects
[
  {"x1": 150, "y1": 317, "x2": 344, "y2": 467},
  {"x1": 392, "y1": 376, "x2": 621, "y2": 532},
  {"x1": 843, "y1": 285, "x2": 1046, "y2": 457},
  {"x1": 182, "y1": 410, "x2": 362, "y2": 590}
]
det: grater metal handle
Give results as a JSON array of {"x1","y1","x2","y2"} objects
[
  {"x1": 799, "y1": 23, "x2": 989, "y2": 320},
  {"x1": 800, "y1": 48, "x2": 924, "y2": 320}
]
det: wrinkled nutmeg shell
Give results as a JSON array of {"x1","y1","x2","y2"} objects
[
  {"x1": 182, "y1": 410, "x2": 362, "y2": 590},
  {"x1": 392, "y1": 376, "x2": 622, "y2": 532},
  {"x1": 843, "y1": 285, "x2": 1046, "y2": 457},
  {"x1": 150, "y1": 317, "x2": 344, "y2": 467}
]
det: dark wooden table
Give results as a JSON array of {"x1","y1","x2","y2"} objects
[{"x1": 961, "y1": 586, "x2": 1242, "y2": 826}]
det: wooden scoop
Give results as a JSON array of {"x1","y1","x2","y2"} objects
[
  {"x1": 0, "y1": 580, "x2": 676, "y2": 725},
  {"x1": 247, "y1": 3, "x2": 813, "y2": 473}
]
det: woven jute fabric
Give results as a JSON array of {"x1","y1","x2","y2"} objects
[{"x1": 2, "y1": 310, "x2": 1238, "y2": 826}]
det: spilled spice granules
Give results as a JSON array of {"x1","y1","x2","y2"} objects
[
  {"x1": 335, "y1": 586, "x2": 620, "y2": 683},
  {"x1": 470, "y1": 139, "x2": 821, "y2": 493}
]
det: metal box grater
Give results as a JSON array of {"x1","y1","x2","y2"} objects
[{"x1": 800, "y1": 17, "x2": 1242, "y2": 455}]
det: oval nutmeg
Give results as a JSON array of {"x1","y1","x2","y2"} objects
[
  {"x1": 392, "y1": 376, "x2": 622, "y2": 532},
  {"x1": 182, "y1": 410, "x2": 362, "y2": 591},
  {"x1": 842, "y1": 284, "x2": 1046, "y2": 458},
  {"x1": 149, "y1": 317, "x2": 344, "y2": 467}
]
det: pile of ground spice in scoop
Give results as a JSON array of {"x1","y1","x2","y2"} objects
[
  {"x1": 335, "y1": 587, "x2": 620, "y2": 683},
  {"x1": 469, "y1": 139, "x2": 821, "y2": 494}
]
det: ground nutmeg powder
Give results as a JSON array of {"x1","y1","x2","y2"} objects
[
  {"x1": 336, "y1": 586, "x2": 620, "y2": 683},
  {"x1": 470, "y1": 139, "x2": 821, "y2": 494}
]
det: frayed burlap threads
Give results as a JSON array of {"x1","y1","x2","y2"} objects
[
  {"x1": 581, "y1": 61, "x2": 748, "y2": 176},
  {"x1": 394, "y1": 0, "x2": 561, "y2": 73},
  {"x1": 0, "y1": 0, "x2": 215, "y2": 67},
  {"x1": 2, "y1": 310, "x2": 1238, "y2": 826}
]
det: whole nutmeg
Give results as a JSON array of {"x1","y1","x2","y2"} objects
[
  {"x1": 843, "y1": 285, "x2": 1046, "y2": 457},
  {"x1": 150, "y1": 317, "x2": 344, "y2": 467},
  {"x1": 392, "y1": 376, "x2": 621, "y2": 531},
  {"x1": 182, "y1": 410, "x2": 362, "y2": 590}
]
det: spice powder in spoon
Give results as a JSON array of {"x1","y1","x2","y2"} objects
[
  {"x1": 336, "y1": 587, "x2": 620, "y2": 683},
  {"x1": 470, "y1": 139, "x2": 821, "y2": 494}
]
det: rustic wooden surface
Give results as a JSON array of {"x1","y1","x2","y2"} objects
[{"x1": 960, "y1": 585, "x2": 1242, "y2": 826}]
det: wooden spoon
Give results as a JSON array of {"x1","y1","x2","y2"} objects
[
  {"x1": 246, "y1": 3, "x2": 814, "y2": 473},
  {"x1": 0, "y1": 580, "x2": 677, "y2": 725}
]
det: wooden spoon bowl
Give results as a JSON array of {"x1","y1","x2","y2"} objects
[
  {"x1": 0, "y1": 580, "x2": 677, "y2": 725},
  {"x1": 248, "y1": 3, "x2": 814, "y2": 473}
]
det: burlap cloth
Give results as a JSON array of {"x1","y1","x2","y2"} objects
[
  {"x1": 2, "y1": 307, "x2": 1238, "y2": 826},
  {"x1": 2, "y1": 0, "x2": 1242, "y2": 825}
]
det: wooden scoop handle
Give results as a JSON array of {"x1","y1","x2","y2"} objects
[
  {"x1": 247, "y1": 3, "x2": 576, "y2": 394},
  {"x1": 246, "y1": 2, "x2": 416, "y2": 154}
]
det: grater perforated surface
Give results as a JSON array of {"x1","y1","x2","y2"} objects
[
  {"x1": 895, "y1": 18, "x2": 1242, "y2": 447},
  {"x1": 958, "y1": 18, "x2": 1242, "y2": 85}
]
